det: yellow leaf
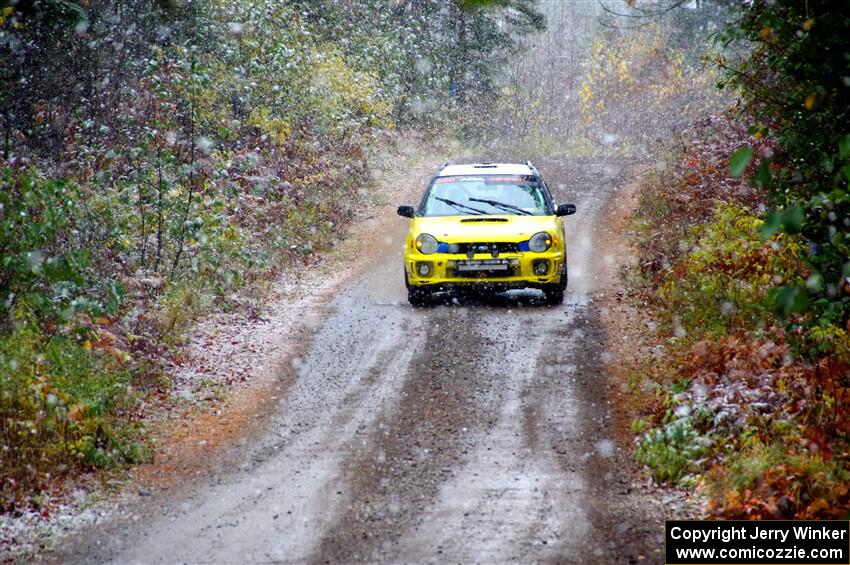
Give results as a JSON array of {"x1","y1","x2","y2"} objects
[
  {"x1": 805, "y1": 95, "x2": 816, "y2": 110},
  {"x1": 802, "y1": 19, "x2": 815, "y2": 31},
  {"x1": 83, "y1": 340, "x2": 92, "y2": 351}
]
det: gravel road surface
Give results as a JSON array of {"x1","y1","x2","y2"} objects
[{"x1": 60, "y1": 156, "x2": 664, "y2": 564}]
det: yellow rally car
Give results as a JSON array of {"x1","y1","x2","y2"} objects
[{"x1": 397, "y1": 162, "x2": 576, "y2": 306}]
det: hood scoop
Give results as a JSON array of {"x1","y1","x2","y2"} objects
[{"x1": 460, "y1": 217, "x2": 508, "y2": 223}]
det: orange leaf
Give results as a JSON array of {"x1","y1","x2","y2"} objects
[
  {"x1": 805, "y1": 497, "x2": 830, "y2": 517},
  {"x1": 68, "y1": 404, "x2": 84, "y2": 422}
]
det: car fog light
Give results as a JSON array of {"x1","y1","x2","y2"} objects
[
  {"x1": 417, "y1": 262, "x2": 432, "y2": 277},
  {"x1": 533, "y1": 260, "x2": 550, "y2": 276}
]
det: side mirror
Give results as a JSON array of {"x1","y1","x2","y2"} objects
[
  {"x1": 397, "y1": 205, "x2": 415, "y2": 218},
  {"x1": 556, "y1": 203, "x2": 576, "y2": 216}
]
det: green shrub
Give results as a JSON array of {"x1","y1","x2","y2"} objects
[
  {"x1": 0, "y1": 168, "x2": 92, "y2": 323},
  {"x1": 635, "y1": 416, "x2": 708, "y2": 485},
  {"x1": 659, "y1": 203, "x2": 804, "y2": 339},
  {"x1": 720, "y1": 0, "x2": 850, "y2": 328},
  {"x1": 0, "y1": 316, "x2": 144, "y2": 511}
]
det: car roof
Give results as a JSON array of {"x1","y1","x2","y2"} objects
[{"x1": 437, "y1": 163, "x2": 535, "y2": 177}]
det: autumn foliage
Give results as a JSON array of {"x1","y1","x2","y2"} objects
[
  {"x1": 632, "y1": 109, "x2": 850, "y2": 518},
  {"x1": 0, "y1": 0, "x2": 545, "y2": 512}
]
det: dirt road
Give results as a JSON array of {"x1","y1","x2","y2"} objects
[{"x1": 61, "y1": 156, "x2": 664, "y2": 564}]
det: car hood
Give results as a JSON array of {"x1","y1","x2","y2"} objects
[{"x1": 412, "y1": 215, "x2": 558, "y2": 242}]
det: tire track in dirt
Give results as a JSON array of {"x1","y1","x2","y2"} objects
[{"x1": 315, "y1": 300, "x2": 593, "y2": 563}]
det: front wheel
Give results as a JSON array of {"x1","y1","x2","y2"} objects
[
  {"x1": 405, "y1": 270, "x2": 431, "y2": 307},
  {"x1": 408, "y1": 287, "x2": 432, "y2": 306},
  {"x1": 542, "y1": 284, "x2": 564, "y2": 306}
]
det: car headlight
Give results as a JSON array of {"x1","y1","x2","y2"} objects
[
  {"x1": 528, "y1": 231, "x2": 552, "y2": 252},
  {"x1": 415, "y1": 233, "x2": 438, "y2": 254}
]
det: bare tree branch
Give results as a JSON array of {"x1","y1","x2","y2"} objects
[{"x1": 598, "y1": 0, "x2": 688, "y2": 20}]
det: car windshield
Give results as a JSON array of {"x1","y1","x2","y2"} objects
[{"x1": 419, "y1": 175, "x2": 549, "y2": 217}]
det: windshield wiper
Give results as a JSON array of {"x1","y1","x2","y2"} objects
[
  {"x1": 434, "y1": 196, "x2": 487, "y2": 215},
  {"x1": 468, "y1": 197, "x2": 532, "y2": 215}
]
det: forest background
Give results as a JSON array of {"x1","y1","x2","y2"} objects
[{"x1": 2, "y1": 0, "x2": 849, "y2": 522}]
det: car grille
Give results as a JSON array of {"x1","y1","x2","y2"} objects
[{"x1": 445, "y1": 242, "x2": 519, "y2": 256}]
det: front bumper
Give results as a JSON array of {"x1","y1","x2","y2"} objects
[{"x1": 404, "y1": 251, "x2": 565, "y2": 288}]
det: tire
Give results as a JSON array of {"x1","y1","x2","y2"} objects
[
  {"x1": 543, "y1": 284, "x2": 564, "y2": 306},
  {"x1": 408, "y1": 287, "x2": 432, "y2": 306},
  {"x1": 405, "y1": 270, "x2": 431, "y2": 307}
]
